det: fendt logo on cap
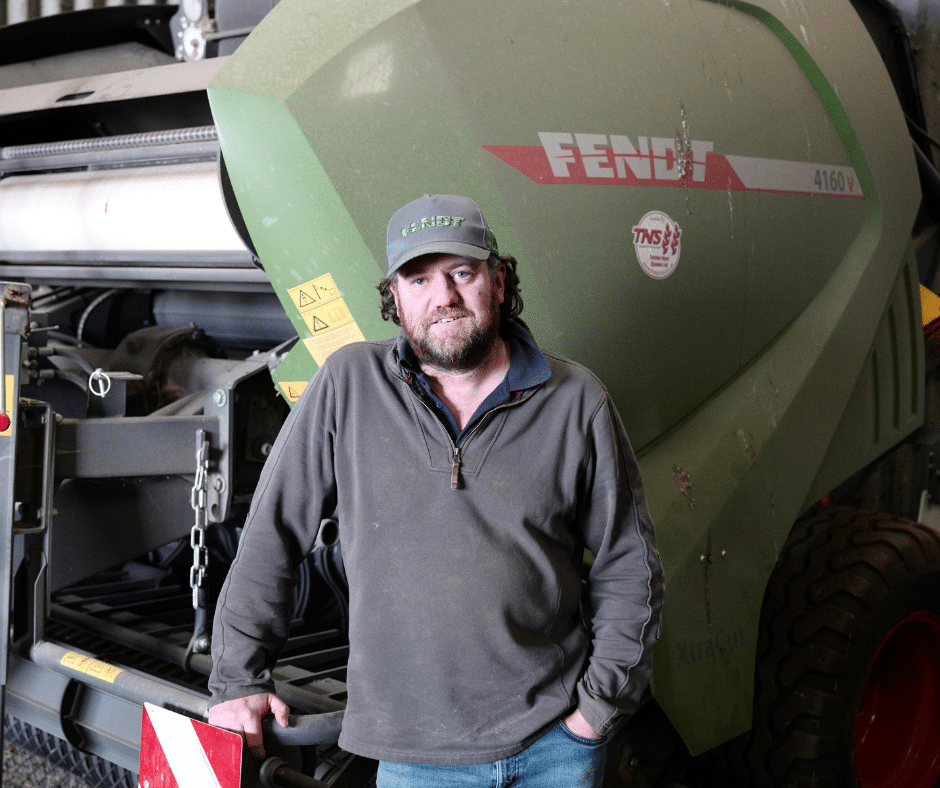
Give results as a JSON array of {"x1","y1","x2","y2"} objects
[
  {"x1": 633, "y1": 211, "x2": 681, "y2": 280},
  {"x1": 400, "y1": 216, "x2": 465, "y2": 238}
]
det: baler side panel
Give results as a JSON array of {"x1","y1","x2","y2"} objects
[
  {"x1": 646, "y1": 1, "x2": 919, "y2": 754},
  {"x1": 208, "y1": 0, "x2": 921, "y2": 758}
]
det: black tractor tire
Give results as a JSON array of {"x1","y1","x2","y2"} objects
[
  {"x1": 3, "y1": 715, "x2": 136, "y2": 788},
  {"x1": 742, "y1": 507, "x2": 940, "y2": 788}
]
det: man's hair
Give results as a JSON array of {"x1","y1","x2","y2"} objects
[{"x1": 377, "y1": 253, "x2": 523, "y2": 326}]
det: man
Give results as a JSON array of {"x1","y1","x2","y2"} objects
[{"x1": 208, "y1": 194, "x2": 663, "y2": 787}]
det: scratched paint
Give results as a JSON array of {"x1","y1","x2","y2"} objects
[
  {"x1": 753, "y1": 376, "x2": 780, "y2": 428},
  {"x1": 727, "y1": 184, "x2": 735, "y2": 239},
  {"x1": 702, "y1": 526, "x2": 713, "y2": 624},
  {"x1": 676, "y1": 103, "x2": 694, "y2": 214},
  {"x1": 737, "y1": 427, "x2": 757, "y2": 464},
  {"x1": 673, "y1": 464, "x2": 695, "y2": 508}
]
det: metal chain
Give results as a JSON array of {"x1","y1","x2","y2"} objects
[{"x1": 189, "y1": 429, "x2": 210, "y2": 609}]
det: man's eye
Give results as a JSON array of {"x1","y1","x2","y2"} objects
[
  {"x1": 412, "y1": 277, "x2": 427, "y2": 286},
  {"x1": 454, "y1": 270, "x2": 471, "y2": 280}
]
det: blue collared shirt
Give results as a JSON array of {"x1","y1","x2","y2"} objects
[{"x1": 397, "y1": 319, "x2": 551, "y2": 446}]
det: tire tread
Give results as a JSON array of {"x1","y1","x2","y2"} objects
[
  {"x1": 743, "y1": 507, "x2": 940, "y2": 787},
  {"x1": 3, "y1": 715, "x2": 136, "y2": 788}
]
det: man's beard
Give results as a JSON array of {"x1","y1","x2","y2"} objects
[{"x1": 401, "y1": 299, "x2": 501, "y2": 372}]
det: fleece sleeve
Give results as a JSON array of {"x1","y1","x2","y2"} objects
[
  {"x1": 574, "y1": 394, "x2": 664, "y2": 736},
  {"x1": 208, "y1": 363, "x2": 338, "y2": 706}
]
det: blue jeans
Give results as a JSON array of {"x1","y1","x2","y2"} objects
[{"x1": 376, "y1": 720, "x2": 607, "y2": 787}]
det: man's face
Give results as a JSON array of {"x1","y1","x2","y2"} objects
[{"x1": 393, "y1": 253, "x2": 505, "y2": 372}]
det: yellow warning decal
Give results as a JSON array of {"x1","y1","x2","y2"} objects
[
  {"x1": 302, "y1": 298, "x2": 355, "y2": 336},
  {"x1": 288, "y1": 275, "x2": 341, "y2": 311},
  {"x1": 1, "y1": 375, "x2": 12, "y2": 437},
  {"x1": 277, "y1": 381, "x2": 308, "y2": 404},
  {"x1": 288, "y1": 274, "x2": 366, "y2": 365},
  {"x1": 60, "y1": 651, "x2": 123, "y2": 683},
  {"x1": 921, "y1": 284, "x2": 940, "y2": 327},
  {"x1": 304, "y1": 323, "x2": 366, "y2": 366}
]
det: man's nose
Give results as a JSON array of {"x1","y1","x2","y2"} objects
[{"x1": 429, "y1": 275, "x2": 460, "y2": 306}]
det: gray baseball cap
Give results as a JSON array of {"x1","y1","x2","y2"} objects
[{"x1": 385, "y1": 194, "x2": 498, "y2": 275}]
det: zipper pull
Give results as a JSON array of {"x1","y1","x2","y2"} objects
[{"x1": 451, "y1": 446, "x2": 461, "y2": 490}]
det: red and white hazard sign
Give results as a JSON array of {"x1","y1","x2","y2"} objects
[{"x1": 139, "y1": 703, "x2": 242, "y2": 788}]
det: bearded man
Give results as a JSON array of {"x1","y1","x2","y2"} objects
[{"x1": 208, "y1": 194, "x2": 663, "y2": 788}]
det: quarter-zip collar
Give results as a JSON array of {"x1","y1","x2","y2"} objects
[{"x1": 392, "y1": 318, "x2": 552, "y2": 446}]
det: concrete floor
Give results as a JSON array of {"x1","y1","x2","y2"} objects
[{"x1": 2, "y1": 745, "x2": 94, "y2": 788}]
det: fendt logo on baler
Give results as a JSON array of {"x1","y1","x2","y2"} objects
[
  {"x1": 539, "y1": 132, "x2": 714, "y2": 185},
  {"x1": 482, "y1": 132, "x2": 865, "y2": 198}
]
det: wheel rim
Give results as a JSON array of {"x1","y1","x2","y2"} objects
[{"x1": 855, "y1": 610, "x2": 940, "y2": 788}]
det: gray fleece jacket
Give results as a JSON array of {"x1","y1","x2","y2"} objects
[{"x1": 209, "y1": 321, "x2": 663, "y2": 765}]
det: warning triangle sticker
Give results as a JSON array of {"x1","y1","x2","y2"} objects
[
  {"x1": 311, "y1": 315, "x2": 330, "y2": 332},
  {"x1": 297, "y1": 289, "x2": 315, "y2": 308}
]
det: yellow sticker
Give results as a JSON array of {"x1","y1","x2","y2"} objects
[
  {"x1": 302, "y1": 299, "x2": 355, "y2": 336},
  {"x1": 1, "y1": 375, "x2": 12, "y2": 438},
  {"x1": 60, "y1": 651, "x2": 123, "y2": 683},
  {"x1": 288, "y1": 274, "x2": 341, "y2": 312},
  {"x1": 304, "y1": 323, "x2": 367, "y2": 366},
  {"x1": 277, "y1": 381, "x2": 308, "y2": 404},
  {"x1": 921, "y1": 284, "x2": 940, "y2": 327},
  {"x1": 287, "y1": 273, "x2": 366, "y2": 366}
]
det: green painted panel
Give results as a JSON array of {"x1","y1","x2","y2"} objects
[
  {"x1": 208, "y1": 87, "x2": 399, "y2": 388},
  {"x1": 211, "y1": 0, "x2": 875, "y2": 446},
  {"x1": 209, "y1": 0, "x2": 921, "y2": 756}
]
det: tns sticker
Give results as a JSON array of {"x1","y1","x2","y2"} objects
[{"x1": 633, "y1": 211, "x2": 681, "y2": 280}]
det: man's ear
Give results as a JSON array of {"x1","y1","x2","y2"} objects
[{"x1": 493, "y1": 264, "x2": 507, "y2": 305}]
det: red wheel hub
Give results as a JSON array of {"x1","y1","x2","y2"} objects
[{"x1": 855, "y1": 610, "x2": 940, "y2": 788}]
